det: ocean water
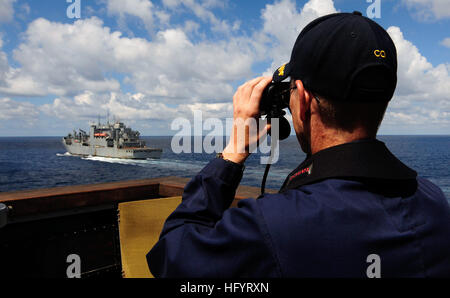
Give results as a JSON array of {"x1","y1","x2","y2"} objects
[{"x1": 0, "y1": 136, "x2": 449, "y2": 201}]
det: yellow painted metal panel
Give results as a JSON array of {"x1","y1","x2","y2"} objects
[{"x1": 118, "y1": 197, "x2": 182, "y2": 278}]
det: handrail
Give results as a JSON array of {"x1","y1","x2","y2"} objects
[{"x1": 0, "y1": 176, "x2": 276, "y2": 219}]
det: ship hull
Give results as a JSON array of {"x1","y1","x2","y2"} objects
[{"x1": 63, "y1": 141, "x2": 162, "y2": 160}]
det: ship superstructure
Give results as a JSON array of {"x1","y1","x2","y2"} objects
[{"x1": 63, "y1": 122, "x2": 162, "y2": 159}]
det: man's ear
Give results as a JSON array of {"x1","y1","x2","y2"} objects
[{"x1": 295, "y1": 80, "x2": 312, "y2": 122}]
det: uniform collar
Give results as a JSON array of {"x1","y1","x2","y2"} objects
[{"x1": 279, "y1": 139, "x2": 417, "y2": 193}]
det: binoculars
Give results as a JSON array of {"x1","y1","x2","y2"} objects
[{"x1": 260, "y1": 82, "x2": 291, "y2": 140}]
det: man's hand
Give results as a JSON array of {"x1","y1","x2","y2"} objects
[{"x1": 222, "y1": 76, "x2": 273, "y2": 165}]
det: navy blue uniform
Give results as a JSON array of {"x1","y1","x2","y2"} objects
[{"x1": 147, "y1": 139, "x2": 450, "y2": 277}]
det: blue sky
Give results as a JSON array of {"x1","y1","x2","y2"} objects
[{"x1": 0, "y1": 0, "x2": 449, "y2": 136}]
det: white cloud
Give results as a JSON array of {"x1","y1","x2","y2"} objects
[
  {"x1": 161, "y1": 0, "x2": 238, "y2": 34},
  {"x1": 21, "y1": 3, "x2": 30, "y2": 15},
  {"x1": 125, "y1": 28, "x2": 253, "y2": 102},
  {"x1": 16, "y1": 2, "x2": 30, "y2": 21},
  {"x1": 182, "y1": 102, "x2": 233, "y2": 119},
  {"x1": 0, "y1": 16, "x2": 253, "y2": 102},
  {"x1": 0, "y1": 18, "x2": 122, "y2": 97},
  {"x1": 388, "y1": 26, "x2": 450, "y2": 100},
  {"x1": 0, "y1": 0, "x2": 16, "y2": 23},
  {"x1": 162, "y1": 0, "x2": 180, "y2": 9},
  {"x1": 0, "y1": 97, "x2": 38, "y2": 124},
  {"x1": 106, "y1": 0, "x2": 156, "y2": 33},
  {"x1": 0, "y1": 37, "x2": 9, "y2": 86},
  {"x1": 441, "y1": 37, "x2": 450, "y2": 48},
  {"x1": 402, "y1": 0, "x2": 450, "y2": 20},
  {"x1": 40, "y1": 90, "x2": 233, "y2": 127},
  {"x1": 380, "y1": 26, "x2": 450, "y2": 132},
  {"x1": 260, "y1": 0, "x2": 338, "y2": 75}
]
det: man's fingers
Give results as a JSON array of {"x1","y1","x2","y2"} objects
[
  {"x1": 252, "y1": 77, "x2": 272, "y2": 96},
  {"x1": 240, "y1": 77, "x2": 265, "y2": 103},
  {"x1": 233, "y1": 76, "x2": 272, "y2": 119},
  {"x1": 250, "y1": 76, "x2": 272, "y2": 108},
  {"x1": 246, "y1": 77, "x2": 266, "y2": 89}
]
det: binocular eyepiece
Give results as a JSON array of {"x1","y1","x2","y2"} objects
[{"x1": 260, "y1": 82, "x2": 292, "y2": 140}]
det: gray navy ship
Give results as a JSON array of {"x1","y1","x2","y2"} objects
[{"x1": 63, "y1": 121, "x2": 162, "y2": 159}]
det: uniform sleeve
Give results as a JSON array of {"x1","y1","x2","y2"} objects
[{"x1": 146, "y1": 158, "x2": 281, "y2": 278}]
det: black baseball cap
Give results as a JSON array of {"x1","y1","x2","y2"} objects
[{"x1": 273, "y1": 11, "x2": 397, "y2": 102}]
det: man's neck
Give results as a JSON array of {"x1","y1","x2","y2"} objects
[{"x1": 310, "y1": 127, "x2": 374, "y2": 155}]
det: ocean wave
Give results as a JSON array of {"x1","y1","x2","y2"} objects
[
  {"x1": 56, "y1": 152, "x2": 74, "y2": 157},
  {"x1": 80, "y1": 155, "x2": 207, "y2": 170},
  {"x1": 70, "y1": 153, "x2": 291, "y2": 177}
]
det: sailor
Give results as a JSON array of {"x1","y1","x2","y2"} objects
[{"x1": 147, "y1": 12, "x2": 450, "y2": 277}]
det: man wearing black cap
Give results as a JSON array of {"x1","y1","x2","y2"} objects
[{"x1": 147, "y1": 12, "x2": 450, "y2": 277}]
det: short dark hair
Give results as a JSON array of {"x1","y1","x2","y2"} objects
[{"x1": 316, "y1": 96, "x2": 388, "y2": 136}]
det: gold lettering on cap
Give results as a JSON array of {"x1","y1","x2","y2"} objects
[
  {"x1": 374, "y1": 50, "x2": 386, "y2": 58},
  {"x1": 278, "y1": 64, "x2": 286, "y2": 76}
]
